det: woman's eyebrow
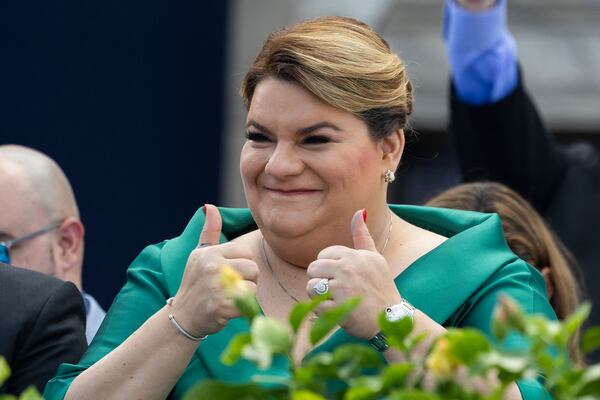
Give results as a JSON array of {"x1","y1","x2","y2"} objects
[
  {"x1": 246, "y1": 120, "x2": 342, "y2": 136},
  {"x1": 245, "y1": 120, "x2": 273, "y2": 134},
  {"x1": 297, "y1": 122, "x2": 342, "y2": 136}
]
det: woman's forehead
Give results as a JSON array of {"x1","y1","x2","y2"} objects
[{"x1": 246, "y1": 78, "x2": 364, "y2": 132}]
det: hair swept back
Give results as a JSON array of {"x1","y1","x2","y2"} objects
[{"x1": 241, "y1": 16, "x2": 413, "y2": 140}]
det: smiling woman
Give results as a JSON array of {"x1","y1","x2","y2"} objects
[{"x1": 45, "y1": 16, "x2": 555, "y2": 400}]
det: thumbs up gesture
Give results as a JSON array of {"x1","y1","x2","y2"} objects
[
  {"x1": 306, "y1": 209, "x2": 402, "y2": 339},
  {"x1": 170, "y1": 204, "x2": 259, "y2": 338}
]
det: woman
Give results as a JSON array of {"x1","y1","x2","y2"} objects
[
  {"x1": 426, "y1": 181, "x2": 584, "y2": 364},
  {"x1": 45, "y1": 17, "x2": 554, "y2": 399}
]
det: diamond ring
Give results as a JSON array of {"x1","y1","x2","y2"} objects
[{"x1": 313, "y1": 278, "x2": 329, "y2": 295}]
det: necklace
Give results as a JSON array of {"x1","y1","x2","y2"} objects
[
  {"x1": 380, "y1": 209, "x2": 393, "y2": 255},
  {"x1": 261, "y1": 235, "x2": 303, "y2": 303},
  {"x1": 260, "y1": 209, "x2": 393, "y2": 304}
]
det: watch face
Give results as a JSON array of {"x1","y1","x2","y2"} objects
[
  {"x1": 386, "y1": 302, "x2": 414, "y2": 322},
  {"x1": 387, "y1": 307, "x2": 403, "y2": 321}
]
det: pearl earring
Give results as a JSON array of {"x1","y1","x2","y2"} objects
[{"x1": 383, "y1": 169, "x2": 395, "y2": 183}]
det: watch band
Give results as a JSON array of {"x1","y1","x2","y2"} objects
[
  {"x1": 368, "y1": 332, "x2": 389, "y2": 352},
  {"x1": 369, "y1": 297, "x2": 415, "y2": 352}
]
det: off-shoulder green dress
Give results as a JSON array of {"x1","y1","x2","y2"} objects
[{"x1": 44, "y1": 205, "x2": 555, "y2": 399}]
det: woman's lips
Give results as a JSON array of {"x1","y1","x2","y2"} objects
[{"x1": 264, "y1": 187, "x2": 320, "y2": 197}]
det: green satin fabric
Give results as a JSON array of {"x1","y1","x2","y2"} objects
[{"x1": 44, "y1": 205, "x2": 555, "y2": 399}]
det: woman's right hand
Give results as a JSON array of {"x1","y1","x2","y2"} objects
[{"x1": 169, "y1": 204, "x2": 259, "y2": 338}]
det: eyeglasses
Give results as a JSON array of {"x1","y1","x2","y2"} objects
[{"x1": 0, "y1": 221, "x2": 63, "y2": 265}]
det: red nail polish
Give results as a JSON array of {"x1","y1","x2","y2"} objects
[
  {"x1": 362, "y1": 209, "x2": 367, "y2": 223},
  {"x1": 202, "y1": 204, "x2": 207, "y2": 215}
]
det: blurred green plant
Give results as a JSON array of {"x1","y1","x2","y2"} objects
[
  {"x1": 0, "y1": 357, "x2": 43, "y2": 400},
  {"x1": 184, "y1": 266, "x2": 600, "y2": 399}
]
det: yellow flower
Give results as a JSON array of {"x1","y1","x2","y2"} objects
[
  {"x1": 219, "y1": 264, "x2": 247, "y2": 297},
  {"x1": 426, "y1": 338, "x2": 459, "y2": 378}
]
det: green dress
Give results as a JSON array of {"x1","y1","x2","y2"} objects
[{"x1": 44, "y1": 205, "x2": 555, "y2": 399}]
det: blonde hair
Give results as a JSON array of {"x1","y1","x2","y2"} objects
[
  {"x1": 241, "y1": 16, "x2": 413, "y2": 139},
  {"x1": 426, "y1": 182, "x2": 584, "y2": 364}
]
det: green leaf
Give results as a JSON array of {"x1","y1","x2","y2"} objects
[
  {"x1": 301, "y1": 353, "x2": 338, "y2": 381},
  {"x1": 291, "y1": 389, "x2": 327, "y2": 400},
  {"x1": 183, "y1": 380, "x2": 267, "y2": 400},
  {"x1": 381, "y1": 363, "x2": 413, "y2": 390},
  {"x1": 332, "y1": 344, "x2": 382, "y2": 370},
  {"x1": 523, "y1": 315, "x2": 561, "y2": 344},
  {"x1": 221, "y1": 333, "x2": 252, "y2": 365},
  {"x1": 577, "y1": 364, "x2": 600, "y2": 397},
  {"x1": 563, "y1": 302, "x2": 591, "y2": 338},
  {"x1": 241, "y1": 343, "x2": 273, "y2": 370},
  {"x1": 242, "y1": 316, "x2": 293, "y2": 369},
  {"x1": 289, "y1": 293, "x2": 331, "y2": 333},
  {"x1": 310, "y1": 297, "x2": 361, "y2": 345},
  {"x1": 491, "y1": 315, "x2": 509, "y2": 341},
  {"x1": 292, "y1": 366, "x2": 329, "y2": 394},
  {"x1": 0, "y1": 357, "x2": 10, "y2": 387},
  {"x1": 252, "y1": 316, "x2": 293, "y2": 354},
  {"x1": 17, "y1": 387, "x2": 41, "y2": 400},
  {"x1": 386, "y1": 388, "x2": 441, "y2": 400},
  {"x1": 582, "y1": 327, "x2": 600, "y2": 355},
  {"x1": 234, "y1": 293, "x2": 261, "y2": 322},
  {"x1": 444, "y1": 328, "x2": 491, "y2": 365},
  {"x1": 479, "y1": 351, "x2": 529, "y2": 384},
  {"x1": 344, "y1": 377, "x2": 381, "y2": 400},
  {"x1": 378, "y1": 313, "x2": 414, "y2": 352},
  {"x1": 534, "y1": 350, "x2": 555, "y2": 372}
]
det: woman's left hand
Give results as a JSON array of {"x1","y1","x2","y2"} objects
[{"x1": 306, "y1": 209, "x2": 402, "y2": 339}]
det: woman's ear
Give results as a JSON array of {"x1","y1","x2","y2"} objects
[
  {"x1": 540, "y1": 267, "x2": 554, "y2": 300},
  {"x1": 380, "y1": 128, "x2": 405, "y2": 171}
]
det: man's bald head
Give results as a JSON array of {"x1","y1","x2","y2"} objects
[
  {"x1": 0, "y1": 145, "x2": 80, "y2": 221},
  {"x1": 0, "y1": 145, "x2": 85, "y2": 289}
]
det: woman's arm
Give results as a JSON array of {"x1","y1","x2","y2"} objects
[
  {"x1": 381, "y1": 310, "x2": 523, "y2": 400},
  {"x1": 61, "y1": 205, "x2": 259, "y2": 400},
  {"x1": 65, "y1": 305, "x2": 199, "y2": 400}
]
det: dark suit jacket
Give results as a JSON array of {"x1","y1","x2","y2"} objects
[
  {"x1": 449, "y1": 75, "x2": 600, "y2": 333},
  {"x1": 0, "y1": 263, "x2": 88, "y2": 395}
]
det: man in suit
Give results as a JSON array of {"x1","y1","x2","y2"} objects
[
  {"x1": 0, "y1": 145, "x2": 106, "y2": 343},
  {"x1": 0, "y1": 263, "x2": 87, "y2": 395}
]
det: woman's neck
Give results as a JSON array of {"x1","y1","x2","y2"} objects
[{"x1": 260, "y1": 206, "x2": 395, "y2": 269}]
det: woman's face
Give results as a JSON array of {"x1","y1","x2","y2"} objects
[{"x1": 240, "y1": 78, "x2": 389, "y2": 240}]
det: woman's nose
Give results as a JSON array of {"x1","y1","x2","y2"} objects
[{"x1": 264, "y1": 143, "x2": 304, "y2": 178}]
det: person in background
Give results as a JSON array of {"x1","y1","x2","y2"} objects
[
  {"x1": 0, "y1": 145, "x2": 106, "y2": 343},
  {"x1": 426, "y1": 181, "x2": 583, "y2": 365},
  {"x1": 0, "y1": 263, "x2": 87, "y2": 395},
  {"x1": 47, "y1": 16, "x2": 553, "y2": 400},
  {"x1": 444, "y1": 0, "x2": 600, "y2": 338}
]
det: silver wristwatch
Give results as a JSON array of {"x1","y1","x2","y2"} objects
[
  {"x1": 385, "y1": 299, "x2": 415, "y2": 322},
  {"x1": 369, "y1": 298, "x2": 415, "y2": 352}
]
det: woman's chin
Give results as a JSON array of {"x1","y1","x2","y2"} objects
[{"x1": 258, "y1": 210, "x2": 318, "y2": 240}]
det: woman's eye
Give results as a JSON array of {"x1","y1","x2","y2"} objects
[
  {"x1": 245, "y1": 132, "x2": 271, "y2": 143},
  {"x1": 303, "y1": 136, "x2": 330, "y2": 145}
]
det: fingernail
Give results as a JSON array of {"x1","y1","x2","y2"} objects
[
  {"x1": 362, "y1": 209, "x2": 367, "y2": 223},
  {"x1": 202, "y1": 204, "x2": 207, "y2": 215}
]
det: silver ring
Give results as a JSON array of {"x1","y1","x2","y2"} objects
[
  {"x1": 313, "y1": 278, "x2": 329, "y2": 295},
  {"x1": 197, "y1": 242, "x2": 212, "y2": 248}
]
